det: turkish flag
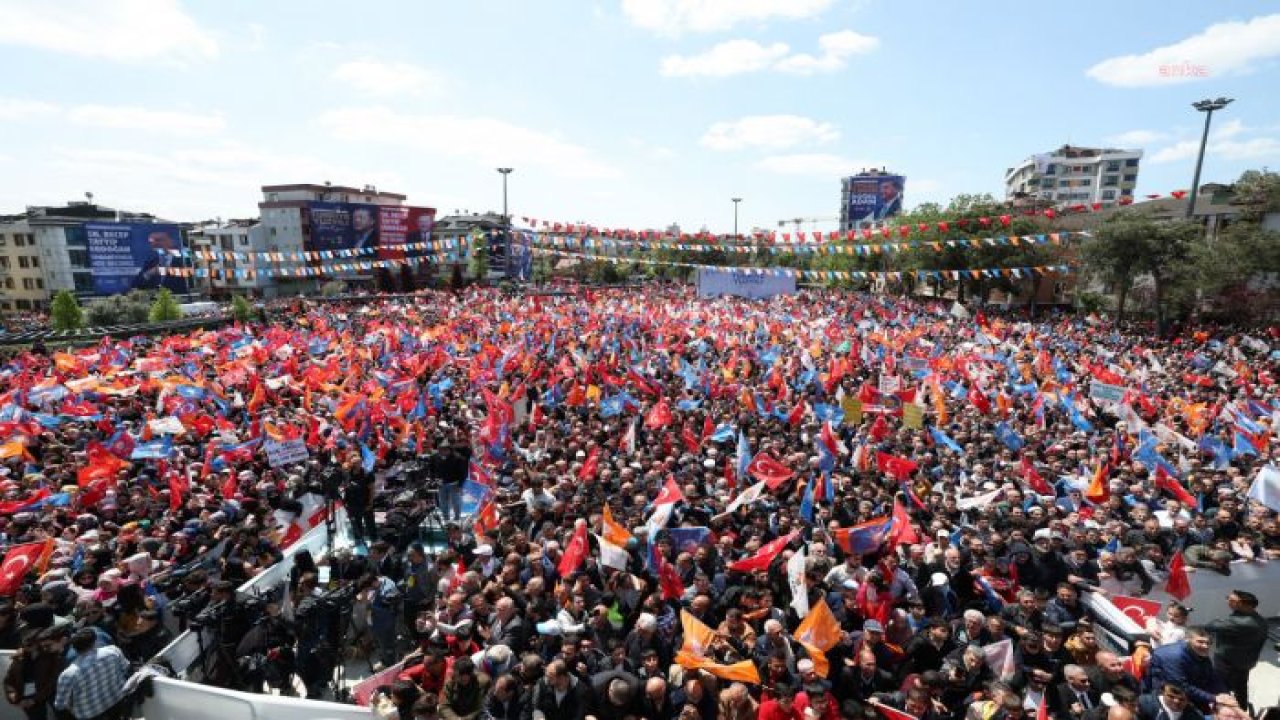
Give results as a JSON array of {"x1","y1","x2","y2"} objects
[
  {"x1": 868, "y1": 415, "x2": 890, "y2": 442},
  {"x1": 1110, "y1": 594, "x2": 1162, "y2": 627},
  {"x1": 728, "y1": 530, "x2": 799, "y2": 573},
  {"x1": 654, "y1": 475, "x2": 685, "y2": 506},
  {"x1": 877, "y1": 452, "x2": 918, "y2": 482},
  {"x1": 1021, "y1": 457, "x2": 1052, "y2": 495},
  {"x1": 558, "y1": 523, "x2": 589, "y2": 578},
  {"x1": 1154, "y1": 466, "x2": 1197, "y2": 507},
  {"x1": 887, "y1": 499, "x2": 920, "y2": 547},
  {"x1": 577, "y1": 446, "x2": 601, "y2": 482},
  {"x1": 657, "y1": 553, "x2": 685, "y2": 600},
  {"x1": 681, "y1": 426, "x2": 701, "y2": 453},
  {"x1": 0, "y1": 541, "x2": 49, "y2": 596},
  {"x1": 967, "y1": 388, "x2": 992, "y2": 415},
  {"x1": 645, "y1": 400, "x2": 673, "y2": 429},
  {"x1": 1165, "y1": 552, "x2": 1191, "y2": 600},
  {"x1": 746, "y1": 453, "x2": 795, "y2": 489},
  {"x1": 168, "y1": 473, "x2": 188, "y2": 512},
  {"x1": 870, "y1": 700, "x2": 919, "y2": 720}
]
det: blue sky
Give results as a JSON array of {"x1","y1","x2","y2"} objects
[{"x1": 1, "y1": 1, "x2": 1278, "y2": 233}]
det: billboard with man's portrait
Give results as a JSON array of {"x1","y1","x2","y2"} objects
[
  {"x1": 845, "y1": 175, "x2": 906, "y2": 226},
  {"x1": 85, "y1": 222, "x2": 188, "y2": 295}
]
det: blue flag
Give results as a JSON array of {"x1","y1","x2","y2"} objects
[
  {"x1": 667, "y1": 527, "x2": 712, "y2": 554},
  {"x1": 995, "y1": 422, "x2": 1024, "y2": 451},
  {"x1": 131, "y1": 437, "x2": 173, "y2": 460},
  {"x1": 360, "y1": 443, "x2": 377, "y2": 472},
  {"x1": 710, "y1": 424, "x2": 736, "y2": 443},
  {"x1": 736, "y1": 431, "x2": 753, "y2": 480},
  {"x1": 930, "y1": 427, "x2": 964, "y2": 454},
  {"x1": 799, "y1": 475, "x2": 816, "y2": 523}
]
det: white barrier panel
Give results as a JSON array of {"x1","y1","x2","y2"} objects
[{"x1": 141, "y1": 676, "x2": 371, "y2": 720}]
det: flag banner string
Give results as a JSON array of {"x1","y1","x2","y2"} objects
[
  {"x1": 527, "y1": 231, "x2": 1081, "y2": 255},
  {"x1": 529, "y1": 246, "x2": 1074, "y2": 281}
]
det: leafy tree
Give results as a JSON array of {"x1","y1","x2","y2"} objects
[
  {"x1": 231, "y1": 295, "x2": 253, "y2": 323},
  {"x1": 468, "y1": 244, "x2": 489, "y2": 280},
  {"x1": 86, "y1": 297, "x2": 123, "y2": 326},
  {"x1": 148, "y1": 288, "x2": 183, "y2": 323},
  {"x1": 1080, "y1": 211, "x2": 1201, "y2": 331},
  {"x1": 1081, "y1": 214, "x2": 1154, "y2": 323},
  {"x1": 50, "y1": 290, "x2": 84, "y2": 331}
]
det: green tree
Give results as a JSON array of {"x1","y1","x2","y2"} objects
[
  {"x1": 50, "y1": 290, "x2": 84, "y2": 331},
  {"x1": 468, "y1": 244, "x2": 489, "y2": 280},
  {"x1": 1081, "y1": 213, "x2": 1152, "y2": 323},
  {"x1": 231, "y1": 294, "x2": 253, "y2": 323},
  {"x1": 1081, "y1": 211, "x2": 1201, "y2": 331},
  {"x1": 148, "y1": 288, "x2": 183, "y2": 323}
]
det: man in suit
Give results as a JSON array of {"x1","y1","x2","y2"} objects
[
  {"x1": 1137, "y1": 683, "x2": 1205, "y2": 720},
  {"x1": 407, "y1": 213, "x2": 434, "y2": 245},
  {"x1": 133, "y1": 230, "x2": 187, "y2": 293},
  {"x1": 529, "y1": 659, "x2": 591, "y2": 720},
  {"x1": 1051, "y1": 664, "x2": 1101, "y2": 720},
  {"x1": 873, "y1": 179, "x2": 903, "y2": 221},
  {"x1": 1144, "y1": 628, "x2": 1229, "y2": 714},
  {"x1": 485, "y1": 597, "x2": 529, "y2": 654},
  {"x1": 351, "y1": 206, "x2": 378, "y2": 250}
]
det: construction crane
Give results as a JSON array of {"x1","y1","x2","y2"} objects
[{"x1": 777, "y1": 216, "x2": 841, "y2": 234}]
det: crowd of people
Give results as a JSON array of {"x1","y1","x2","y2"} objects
[{"x1": 0, "y1": 285, "x2": 1276, "y2": 720}]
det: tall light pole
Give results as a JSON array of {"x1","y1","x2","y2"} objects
[
  {"x1": 731, "y1": 197, "x2": 742, "y2": 239},
  {"x1": 1185, "y1": 97, "x2": 1233, "y2": 219},
  {"x1": 496, "y1": 168, "x2": 514, "y2": 223}
]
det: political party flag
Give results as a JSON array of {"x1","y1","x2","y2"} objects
[
  {"x1": 994, "y1": 422, "x2": 1024, "y2": 451},
  {"x1": 1085, "y1": 462, "x2": 1110, "y2": 504},
  {"x1": 799, "y1": 475, "x2": 816, "y2": 523},
  {"x1": 679, "y1": 609, "x2": 717, "y2": 656},
  {"x1": 656, "y1": 552, "x2": 685, "y2": 600},
  {"x1": 594, "y1": 533, "x2": 630, "y2": 571},
  {"x1": 787, "y1": 547, "x2": 809, "y2": 617},
  {"x1": 602, "y1": 504, "x2": 633, "y2": 547},
  {"x1": 728, "y1": 530, "x2": 798, "y2": 573},
  {"x1": 131, "y1": 437, "x2": 173, "y2": 460},
  {"x1": 876, "y1": 452, "x2": 918, "y2": 482},
  {"x1": 1247, "y1": 465, "x2": 1280, "y2": 513},
  {"x1": 957, "y1": 487, "x2": 1001, "y2": 511},
  {"x1": 674, "y1": 651, "x2": 761, "y2": 684},
  {"x1": 929, "y1": 427, "x2": 963, "y2": 454},
  {"x1": 724, "y1": 480, "x2": 767, "y2": 514},
  {"x1": 833, "y1": 517, "x2": 893, "y2": 556},
  {"x1": 982, "y1": 638, "x2": 1017, "y2": 679},
  {"x1": 1021, "y1": 456, "x2": 1052, "y2": 496},
  {"x1": 794, "y1": 597, "x2": 842, "y2": 677},
  {"x1": 654, "y1": 475, "x2": 685, "y2": 506},
  {"x1": 1165, "y1": 551, "x2": 1191, "y2": 601}
]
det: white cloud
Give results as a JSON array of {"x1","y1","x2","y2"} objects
[
  {"x1": 662, "y1": 30, "x2": 877, "y2": 77},
  {"x1": 1104, "y1": 129, "x2": 1168, "y2": 147},
  {"x1": 1149, "y1": 136, "x2": 1280, "y2": 164},
  {"x1": 774, "y1": 30, "x2": 879, "y2": 74},
  {"x1": 316, "y1": 107, "x2": 620, "y2": 180},
  {"x1": 661, "y1": 39, "x2": 790, "y2": 77},
  {"x1": 756, "y1": 153, "x2": 864, "y2": 176},
  {"x1": 701, "y1": 115, "x2": 838, "y2": 151},
  {"x1": 1086, "y1": 13, "x2": 1280, "y2": 87},
  {"x1": 0, "y1": 97, "x2": 59, "y2": 120},
  {"x1": 67, "y1": 105, "x2": 225, "y2": 136},
  {"x1": 0, "y1": 0, "x2": 218, "y2": 64},
  {"x1": 622, "y1": 0, "x2": 835, "y2": 35},
  {"x1": 247, "y1": 23, "x2": 266, "y2": 51},
  {"x1": 331, "y1": 58, "x2": 448, "y2": 98}
]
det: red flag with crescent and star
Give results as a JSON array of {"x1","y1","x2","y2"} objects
[
  {"x1": 0, "y1": 540, "x2": 51, "y2": 596},
  {"x1": 1110, "y1": 594, "x2": 1162, "y2": 627}
]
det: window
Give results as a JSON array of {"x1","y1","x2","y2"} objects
[
  {"x1": 1126, "y1": 158, "x2": 1138, "y2": 167},
  {"x1": 13, "y1": 235, "x2": 24, "y2": 247},
  {"x1": 1121, "y1": 188, "x2": 1133, "y2": 196},
  {"x1": 3, "y1": 278, "x2": 12, "y2": 289},
  {"x1": 15, "y1": 300, "x2": 30, "y2": 310},
  {"x1": 35, "y1": 278, "x2": 43, "y2": 290},
  {"x1": 1103, "y1": 190, "x2": 1117, "y2": 200},
  {"x1": 1103, "y1": 175, "x2": 1118, "y2": 187},
  {"x1": 1059, "y1": 179, "x2": 1069, "y2": 187},
  {"x1": 1045, "y1": 164, "x2": 1057, "y2": 175},
  {"x1": 0, "y1": 257, "x2": 7, "y2": 269},
  {"x1": 1106, "y1": 161, "x2": 1121, "y2": 172},
  {"x1": 17, "y1": 257, "x2": 28, "y2": 269},
  {"x1": 25, "y1": 234, "x2": 34, "y2": 245},
  {"x1": 1081, "y1": 179, "x2": 1092, "y2": 186},
  {"x1": 29, "y1": 256, "x2": 38, "y2": 268},
  {"x1": 1123, "y1": 174, "x2": 1136, "y2": 182},
  {"x1": 21, "y1": 278, "x2": 31, "y2": 289},
  {"x1": 239, "y1": 235, "x2": 249, "y2": 246},
  {"x1": 73, "y1": 273, "x2": 94, "y2": 293},
  {"x1": 68, "y1": 248, "x2": 89, "y2": 267},
  {"x1": 0, "y1": 236, "x2": 5, "y2": 245}
]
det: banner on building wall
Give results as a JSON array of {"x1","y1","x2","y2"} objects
[
  {"x1": 84, "y1": 222, "x2": 188, "y2": 295},
  {"x1": 845, "y1": 175, "x2": 906, "y2": 226}
]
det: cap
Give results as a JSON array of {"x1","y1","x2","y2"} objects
[
  {"x1": 930, "y1": 572, "x2": 949, "y2": 588},
  {"x1": 797, "y1": 659, "x2": 815, "y2": 673},
  {"x1": 863, "y1": 619, "x2": 884, "y2": 633},
  {"x1": 474, "y1": 544, "x2": 493, "y2": 556}
]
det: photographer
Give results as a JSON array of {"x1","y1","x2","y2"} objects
[{"x1": 235, "y1": 596, "x2": 297, "y2": 695}]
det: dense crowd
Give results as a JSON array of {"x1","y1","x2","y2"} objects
[{"x1": 0, "y1": 285, "x2": 1277, "y2": 720}]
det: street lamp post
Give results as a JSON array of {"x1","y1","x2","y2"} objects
[
  {"x1": 732, "y1": 197, "x2": 742, "y2": 239},
  {"x1": 1185, "y1": 97, "x2": 1233, "y2": 219},
  {"x1": 496, "y1": 168, "x2": 514, "y2": 224}
]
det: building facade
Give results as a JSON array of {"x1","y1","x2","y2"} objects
[
  {"x1": 0, "y1": 218, "x2": 47, "y2": 311},
  {"x1": 188, "y1": 220, "x2": 272, "y2": 298},
  {"x1": 1004, "y1": 145, "x2": 1141, "y2": 208}
]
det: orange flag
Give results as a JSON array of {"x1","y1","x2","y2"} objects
[
  {"x1": 794, "y1": 598, "x2": 842, "y2": 677},
  {"x1": 1085, "y1": 462, "x2": 1110, "y2": 504},
  {"x1": 675, "y1": 610, "x2": 761, "y2": 684},
  {"x1": 602, "y1": 505, "x2": 633, "y2": 547}
]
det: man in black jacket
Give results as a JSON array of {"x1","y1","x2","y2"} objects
[
  {"x1": 1205, "y1": 590, "x2": 1267, "y2": 710},
  {"x1": 528, "y1": 659, "x2": 591, "y2": 720}
]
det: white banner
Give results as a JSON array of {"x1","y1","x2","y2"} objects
[{"x1": 264, "y1": 439, "x2": 309, "y2": 468}]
